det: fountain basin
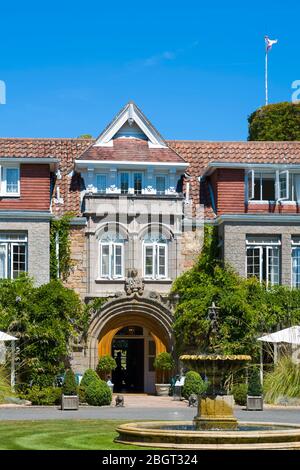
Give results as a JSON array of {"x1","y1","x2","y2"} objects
[{"x1": 115, "y1": 421, "x2": 300, "y2": 450}]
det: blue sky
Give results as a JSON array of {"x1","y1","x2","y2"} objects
[{"x1": 0, "y1": 0, "x2": 298, "y2": 140}]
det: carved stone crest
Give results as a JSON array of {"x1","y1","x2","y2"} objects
[{"x1": 125, "y1": 268, "x2": 144, "y2": 296}]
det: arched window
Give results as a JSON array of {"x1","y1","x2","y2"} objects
[
  {"x1": 99, "y1": 231, "x2": 125, "y2": 279},
  {"x1": 143, "y1": 232, "x2": 168, "y2": 280}
]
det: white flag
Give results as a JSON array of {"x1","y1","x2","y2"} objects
[{"x1": 265, "y1": 36, "x2": 278, "y2": 52}]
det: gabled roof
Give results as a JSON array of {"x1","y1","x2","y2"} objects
[
  {"x1": 94, "y1": 101, "x2": 167, "y2": 148},
  {"x1": 76, "y1": 137, "x2": 186, "y2": 165}
]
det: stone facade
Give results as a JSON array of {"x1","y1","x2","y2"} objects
[
  {"x1": 65, "y1": 225, "x2": 87, "y2": 298},
  {"x1": 221, "y1": 221, "x2": 300, "y2": 286},
  {"x1": 0, "y1": 218, "x2": 50, "y2": 286}
]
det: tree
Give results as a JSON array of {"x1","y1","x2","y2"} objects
[
  {"x1": 172, "y1": 226, "x2": 300, "y2": 359},
  {"x1": 62, "y1": 369, "x2": 77, "y2": 396},
  {"x1": 153, "y1": 352, "x2": 175, "y2": 383},
  {"x1": 248, "y1": 102, "x2": 300, "y2": 141},
  {"x1": 0, "y1": 276, "x2": 84, "y2": 386},
  {"x1": 96, "y1": 355, "x2": 117, "y2": 380},
  {"x1": 77, "y1": 134, "x2": 93, "y2": 139}
]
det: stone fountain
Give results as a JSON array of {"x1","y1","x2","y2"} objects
[
  {"x1": 115, "y1": 302, "x2": 300, "y2": 449},
  {"x1": 180, "y1": 302, "x2": 251, "y2": 430}
]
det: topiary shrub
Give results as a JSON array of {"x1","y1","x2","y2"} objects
[
  {"x1": 248, "y1": 367, "x2": 263, "y2": 396},
  {"x1": 0, "y1": 367, "x2": 12, "y2": 404},
  {"x1": 232, "y1": 383, "x2": 247, "y2": 406},
  {"x1": 62, "y1": 369, "x2": 77, "y2": 396},
  {"x1": 96, "y1": 355, "x2": 117, "y2": 380},
  {"x1": 85, "y1": 379, "x2": 112, "y2": 406},
  {"x1": 182, "y1": 371, "x2": 208, "y2": 399},
  {"x1": 153, "y1": 352, "x2": 175, "y2": 383},
  {"x1": 80, "y1": 369, "x2": 100, "y2": 389}
]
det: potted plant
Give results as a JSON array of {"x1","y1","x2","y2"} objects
[
  {"x1": 153, "y1": 352, "x2": 175, "y2": 396},
  {"x1": 247, "y1": 366, "x2": 263, "y2": 411},
  {"x1": 61, "y1": 369, "x2": 79, "y2": 410},
  {"x1": 96, "y1": 355, "x2": 117, "y2": 383}
]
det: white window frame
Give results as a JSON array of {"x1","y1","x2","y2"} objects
[
  {"x1": 95, "y1": 173, "x2": 107, "y2": 194},
  {"x1": 133, "y1": 172, "x2": 143, "y2": 195},
  {"x1": 0, "y1": 243, "x2": 8, "y2": 279},
  {"x1": 155, "y1": 174, "x2": 167, "y2": 195},
  {"x1": 143, "y1": 242, "x2": 168, "y2": 280},
  {"x1": 11, "y1": 242, "x2": 27, "y2": 279},
  {"x1": 246, "y1": 237, "x2": 281, "y2": 286},
  {"x1": 119, "y1": 172, "x2": 130, "y2": 194},
  {"x1": 0, "y1": 166, "x2": 20, "y2": 197},
  {"x1": 247, "y1": 169, "x2": 291, "y2": 203},
  {"x1": 99, "y1": 241, "x2": 124, "y2": 279},
  {"x1": 0, "y1": 234, "x2": 27, "y2": 279}
]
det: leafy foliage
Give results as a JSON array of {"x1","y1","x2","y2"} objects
[
  {"x1": 172, "y1": 226, "x2": 300, "y2": 359},
  {"x1": 182, "y1": 371, "x2": 208, "y2": 399},
  {"x1": 62, "y1": 369, "x2": 77, "y2": 396},
  {"x1": 85, "y1": 379, "x2": 112, "y2": 406},
  {"x1": 80, "y1": 369, "x2": 100, "y2": 389},
  {"x1": 248, "y1": 102, "x2": 300, "y2": 141},
  {"x1": 50, "y1": 213, "x2": 74, "y2": 281},
  {"x1": 232, "y1": 383, "x2": 247, "y2": 406},
  {"x1": 18, "y1": 385, "x2": 61, "y2": 405},
  {"x1": 96, "y1": 356, "x2": 117, "y2": 377},
  {"x1": 0, "y1": 276, "x2": 84, "y2": 386},
  {"x1": 153, "y1": 352, "x2": 175, "y2": 384},
  {"x1": 264, "y1": 357, "x2": 300, "y2": 403},
  {"x1": 247, "y1": 366, "x2": 262, "y2": 396},
  {"x1": 0, "y1": 367, "x2": 12, "y2": 404}
]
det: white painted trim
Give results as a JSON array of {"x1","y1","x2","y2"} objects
[
  {"x1": 94, "y1": 103, "x2": 167, "y2": 148},
  {"x1": 75, "y1": 160, "x2": 188, "y2": 169}
]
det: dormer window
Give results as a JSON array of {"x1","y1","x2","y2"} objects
[
  {"x1": 0, "y1": 166, "x2": 20, "y2": 196},
  {"x1": 247, "y1": 169, "x2": 289, "y2": 202}
]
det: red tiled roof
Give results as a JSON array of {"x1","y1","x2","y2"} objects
[
  {"x1": 2, "y1": 138, "x2": 300, "y2": 219},
  {"x1": 0, "y1": 138, "x2": 92, "y2": 216},
  {"x1": 168, "y1": 140, "x2": 300, "y2": 219},
  {"x1": 77, "y1": 137, "x2": 185, "y2": 164}
]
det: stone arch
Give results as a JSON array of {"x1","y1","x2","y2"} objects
[
  {"x1": 87, "y1": 295, "x2": 174, "y2": 369},
  {"x1": 95, "y1": 221, "x2": 129, "y2": 240},
  {"x1": 138, "y1": 223, "x2": 175, "y2": 242}
]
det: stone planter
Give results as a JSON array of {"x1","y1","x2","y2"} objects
[
  {"x1": 247, "y1": 395, "x2": 263, "y2": 411},
  {"x1": 61, "y1": 394, "x2": 79, "y2": 410},
  {"x1": 155, "y1": 384, "x2": 170, "y2": 396}
]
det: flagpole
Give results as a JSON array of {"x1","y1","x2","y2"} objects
[{"x1": 265, "y1": 48, "x2": 268, "y2": 106}]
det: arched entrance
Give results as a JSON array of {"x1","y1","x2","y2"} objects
[{"x1": 87, "y1": 295, "x2": 173, "y2": 393}]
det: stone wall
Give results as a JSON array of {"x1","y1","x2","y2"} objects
[
  {"x1": 65, "y1": 225, "x2": 87, "y2": 298},
  {"x1": 180, "y1": 228, "x2": 204, "y2": 271},
  {"x1": 222, "y1": 222, "x2": 300, "y2": 286},
  {"x1": 0, "y1": 218, "x2": 49, "y2": 285}
]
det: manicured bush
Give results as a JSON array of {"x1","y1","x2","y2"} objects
[
  {"x1": 96, "y1": 355, "x2": 117, "y2": 379},
  {"x1": 264, "y1": 357, "x2": 300, "y2": 404},
  {"x1": 182, "y1": 371, "x2": 208, "y2": 399},
  {"x1": 62, "y1": 369, "x2": 77, "y2": 396},
  {"x1": 80, "y1": 369, "x2": 100, "y2": 389},
  {"x1": 85, "y1": 379, "x2": 112, "y2": 406},
  {"x1": 247, "y1": 367, "x2": 262, "y2": 396},
  {"x1": 153, "y1": 352, "x2": 175, "y2": 383},
  {"x1": 18, "y1": 386, "x2": 61, "y2": 405},
  {"x1": 232, "y1": 383, "x2": 247, "y2": 406}
]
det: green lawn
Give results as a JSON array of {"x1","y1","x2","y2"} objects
[{"x1": 0, "y1": 420, "x2": 149, "y2": 450}]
